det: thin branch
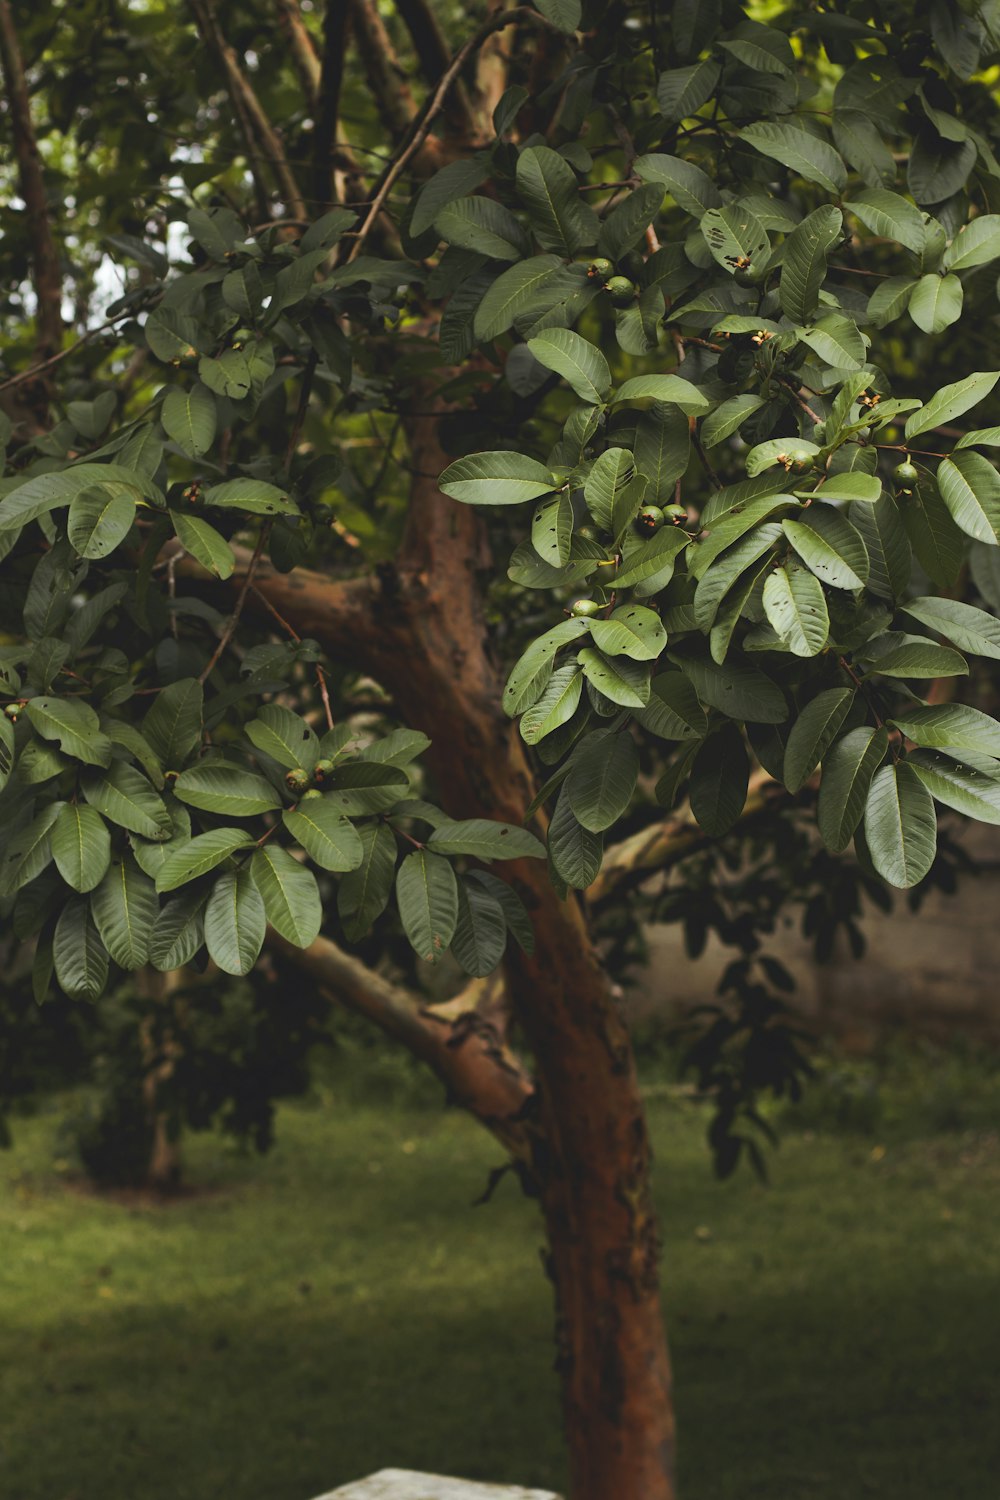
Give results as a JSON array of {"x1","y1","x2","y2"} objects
[
  {"x1": 275, "y1": 0, "x2": 321, "y2": 112},
  {"x1": 313, "y1": 0, "x2": 351, "y2": 205},
  {"x1": 0, "y1": 311, "x2": 133, "y2": 396},
  {"x1": 393, "y1": 0, "x2": 477, "y2": 137},
  {"x1": 198, "y1": 524, "x2": 272, "y2": 684},
  {"x1": 347, "y1": 0, "x2": 419, "y2": 141},
  {"x1": 346, "y1": 7, "x2": 555, "y2": 265},
  {"x1": 190, "y1": 0, "x2": 307, "y2": 219},
  {"x1": 269, "y1": 929, "x2": 536, "y2": 1158},
  {"x1": 0, "y1": 0, "x2": 62, "y2": 363},
  {"x1": 250, "y1": 583, "x2": 336, "y2": 730}
]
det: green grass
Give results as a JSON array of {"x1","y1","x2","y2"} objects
[{"x1": 1, "y1": 1065, "x2": 999, "y2": 1500}]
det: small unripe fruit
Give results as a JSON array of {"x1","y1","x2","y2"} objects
[
  {"x1": 301, "y1": 787, "x2": 323, "y2": 800},
  {"x1": 570, "y1": 598, "x2": 602, "y2": 618},
  {"x1": 285, "y1": 767, "x2": 311, "y2": 795},
  {"x1": 312, "y1": 757, "x2": 336, "y2": 785},
  {"x1": 619, "y1": 249, "x2": 645, "y2": 280},
  {"x1": 812, "y1": 421, "x2": 827, "y2": 443},
  {"x1": 894, "y1": 460, "x2": 919, "y2": 487},
  {"x1": 587, "y1": 257, "x2": 615, "y2": 283},
  {"x1": 790, "y1": 458, "x2": 814, "y2": 475},
  {"x1": 163, "y1": 769, "x2": 179, "y2": 786},
  {"x1": 605, "y1": 275, "x2": 637, "y2": 307},
  {"x1": 663, "y1": 503, "x2": 688, "y2": 524},
  {"x1": 4, "y1": 703, "x2": 20, "y2": 721},
  {"x1": 577, "y1": 524, "x2": 598, "y2": 541},
  {"x1": 733, "y1": 266, "x2": 762, "y2": 287},
  {"x1": 636, "y1": 504, "x2": 666, "y2": 535}
]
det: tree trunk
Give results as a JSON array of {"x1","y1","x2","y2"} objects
[
  {"x1": 247, "y1": 390, "x2": 679, "y2": 1496},
  {"x1": 138, "y1": 968, "x2": 183, "y2": 1194}
]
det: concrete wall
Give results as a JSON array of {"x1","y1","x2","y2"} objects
[{"x1": 631, "y1": 825, "x2": 1000, "y2": 1048}]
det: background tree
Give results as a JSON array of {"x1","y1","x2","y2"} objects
[{"x1": 4, "y1": 2, "x2": 1000, "y2": 1497}]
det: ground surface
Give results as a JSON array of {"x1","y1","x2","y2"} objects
[{"x1": 1, "y1": 1058, "x2": 998, "y2": 1500}]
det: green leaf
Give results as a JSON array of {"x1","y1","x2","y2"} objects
[
  {"x1": 590, "y1": 604, "x2": 667, "y2": 661},
  {"x1": 473, "y1": 254, "x2": 564, "y2": 341},
  {"x1": 531, "y1": 492, "x2": 574, "y2": 566},
  {"x1": 91, "y1": 855, "x2": 158, "y2": 968},
  {"x1": 935, "y1": 451, "x2": 1000, "y2": 544},
  {"x1": 51, "y1": 804, "x2": 111, "y2": 893},
  {"x1": 67, "y1": 485, "x2": 136, "y2": 559},
  {"x1": 900, "y1": 478, "x2": 965, "y2": 587},
  {"x1": 762, "y1": 565, "x2": 830, "y2": 657},
  {"x1": 701, "y1": 395, "x2": 766, "y2": 448},
  {"x1": 783, "y1": 688, "x2": 855, "y2": 793},
  {"x1": 677, "y1": 655, "x2": 787, "y2": 724},
  {"x1": 53, "y1": 898, "x2": 108, "y2": 1000},
  {"x1": 565, "y1": 730, "x2": 638, "y2": 832},
  {"x1": 612, "y1": 526, "x2": 689, "y2": 589},
  {"x1": 515, "y1": 145, "x2": 598, "y2": 256},
  {"x1": 527, "y1": 329, "x2": 611, "y2": 403},
  {"x1": 155, "y1": 827, "x2": 255, "y2": 892},
  {"x1": 862, "y1": 632, "x2": 968, "y2": 678},
  {"x1": 251, "y1": 845, "x2": 322, "y2": 947},
  {"x1": 782, "y1": 510, "x2": 869, "y2": 591},
  {"x1": 578, "y1": 649, "x2": 651, "y2": 708},
  {"x1": 204, "y1": 865, "x2": 267, "y2": 976},
  {"x1": 584, "y1": 447, "x2": 636, "y2": 530},
  {"x1": 427, "y1": 818, "x2": 545, "y2": 859},
  {"x1": 656, "y1": 59, "x2": 721, "y2": 121},
  {"x1": 941, "y1": 215, "x2": 1000, "y2": 271},
  {"x1": 905, "y1": 371, "x2": 1000, "y2": 439},
  {"x1": 799, "y1": 313, "x2": 867, "y2": 371},
  {"x1": 866, "y1": 275, "x2": 916, "y2": 328},
  {"x1": 396, "y1": 849, "x2": 459, "y2": 963},
  {"x1": 864, "y1": 762, "x2": 937, "y2": 888},
  {"x1": 908, "y1": 273, "x2": 963, "y2": 334},
  {"x1": 533, "y1": 0, "x2": 581, "y2": 32},
  {"x1": 634, "y1": 672, "x2": 707, "y2": 741},
  {"x1": 779, "y1": 206, "x2": 844, "y2": 323},
  {"x1": 901, "y1": 596, "x2": 1000, "y2": 659},
  {"x1": 689, "y1": 492, "x2": 800, "y2": 578},
  {"x1": 846, "y1": 189, "x2": 926, "y2": 254},
  {"x1": 817, "y1": 726, "x2": 889, "y2": 853},
  {"x1": 162, "y1": 384, "x2": 216, "y2": 457},
  {"x1": 25, "y1": 696, "x2": 112, "y2": 767},
  {"x1": 907, "y1": 747, "x2": 1000, "y2": 824},
  {"x1": 520, "y1": 664, "x2": 583, "y2": 743},
  {"x1": 597, "y1": 184, "x2": 665, "y2": 261},
  {"x1": 889, "y1": 704, "x2": 1000, "y2": 758},
  {"x1": 174, "y1": 764, "x2": 282, "y2": 816},
  {"x1": 451, "y1": 879, "x2": 508, "y2": 977},
  {"x1": 246, "y1": 704, "x2": 319, "y2": 772},
  {"x1": 282, "y1": 798, "x2": 365, "y2": 870},
  {"x1": 689, "y1": 723, "x2": 749, "y2": 837},
  {"x1": 0, "y1": 463, "x2": 151, "y2": 532},
  {"x1": 439, "y1": 451, "x2": 557, "y2": 506},
  {"x1": 810, "y1": 473, "x2": 882, "y2": 504},
  {"x1": 503, "y1": 619, "x2": 590, "y2": 716},
  {"x1": 171, "y1": 510, "x2": 235, "y2": 580},
  {"x1": 412, "y1": 157, "x2": 489, "y2": 236},
  {"x1": 466, "y1": 869, "x2": 534, "y2": 954},
  {"x1": 142, "y1": 679, "x2": 203, "y2": 768},
  {"x1": 0, "y1": 716, "x2": 13, "y2": 794},
  {"x1": 740, "y1": 121, "x2": 847, "y2": 193},
  {"x1": 82, "y1": 763, "x2": 171, "y2": 838},
  {"x1": 337, "y1": 821, "x2": 397, "y2": 942},
  {"x1": 611, "y1": 375, "x2": 709, "y2": 412},
  {"x1": 700, "y1": 204, "x2": 770, "y2": 275},
  {"x1": 202, "y1": 478, "x2": 299, "y2": 516},
  {"x1": 150, "y1": 887, "x2": 207, "y2": 971},
  {"x1": 320, "y1": 762, "x2": 410, "y2": 816},
  {"x1": 0, "y1": 803, "x2": 62, "y2": 897},
  {"x1": 434, "y1": 196, "x2": 529, "y2": 260},
  {"x1": 547, "y1": 787, "x2": 603, "y2": 888},
  {"x1": 634, "y1": 153, "x2": 722, "y2": 217}
]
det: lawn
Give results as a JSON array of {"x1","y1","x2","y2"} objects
[{"x1": 1, "y1": 1059, "x2": 998, "y2": 1500}]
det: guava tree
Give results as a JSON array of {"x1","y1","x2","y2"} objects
[{"x1": 4, "y1": 0, "x2": 1000, "y2": 1495}]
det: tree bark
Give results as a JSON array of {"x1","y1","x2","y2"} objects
[{"x1": 248, "y1": 391, "x2": 679, "y2": 1499}]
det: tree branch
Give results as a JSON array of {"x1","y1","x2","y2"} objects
[
  {"x1": 0, "y1": 0, "x2": 62, "y2": 364},
  {"x1": 393, "y1": 0, "x2": 477, "y2": 138},
  {"x1": 313, "y1": 0, "x2": 350, "y2": 206},
  {"x1": 190, "y1": 0, "x2": 307, "y2": 220},
  {"x1": 269, "y1": 929, "x2": 537, "y2": 1159},
  {"x1": 275, "y1": 0, "x2": 321, "y2": 112},
  {"x1": 347, "y1": 0, "x2": 419, "y2": 142}
]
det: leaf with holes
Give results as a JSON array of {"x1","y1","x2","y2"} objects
[{"x1": 762, "y1": 566, "x2": 830, "y2": 657}]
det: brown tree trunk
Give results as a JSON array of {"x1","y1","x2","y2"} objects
[
  {"x1": 247, "y1": 393, "x2": 678, "y2": 1498},
  {"x1": 138, "y1": 969, "x2": 183, "y2": 1194}
]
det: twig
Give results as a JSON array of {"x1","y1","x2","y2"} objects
[
  {"x1": 0, "y1": 311, "x2": 134, "y2": 396},
  {"x1": 250, "y1": 581, "x2": 336, "y2": 729},
  {"x1": 312, "y1": 0, "x2": 351, "y2": 205},
  {"x1": 199, "y1": 525, "x2": 272, "y2": 683},
  {"x1": 345, "y1": 7, "x2": 556, "y2": 265},
  {"x1": 0, "y1": 0, "x2": 63, "y2": 363}
]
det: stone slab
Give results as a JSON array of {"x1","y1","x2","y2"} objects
[{"x1": 314, "y1": 1470, "x2": 560, "y2": 1500}]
